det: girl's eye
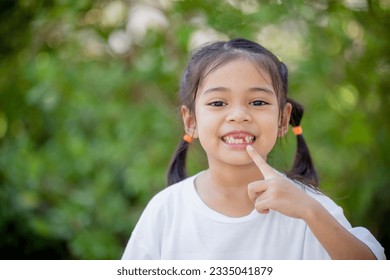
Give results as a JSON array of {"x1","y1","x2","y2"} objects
[
  {"x1": 250, "y1": 100, "x2": 267, "y2": 106},
  {"x1": 208, "y1": 101, "x2": 226, "y2": 107}
]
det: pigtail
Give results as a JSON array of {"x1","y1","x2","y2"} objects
[
  {"x1": 166, "y1": 139, "x2": 189, "y2": 186},
  {"x1": 287, "y1": 98, "x2": 319, "y2": 188}
]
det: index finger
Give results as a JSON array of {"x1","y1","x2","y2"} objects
[{"x1": 246, "y1": 145, "x2": 275, "y2": 179}]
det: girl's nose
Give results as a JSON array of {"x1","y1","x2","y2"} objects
[{"x1": 226, "y1": 106, "x2": 251, "y2": 123}]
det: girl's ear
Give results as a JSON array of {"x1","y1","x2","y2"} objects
[
  {"x1": 278, "y1": 102, "x2": 292, "y2": 137},
  {"x1": 181, "y1": 105, "x2": 198, "y2": 138}
]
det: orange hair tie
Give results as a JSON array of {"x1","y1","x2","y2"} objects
[
  {"x1": 292, "y1": 126, "x2": 303, "y2": 135},
  {"x1": 183, "y1": 134, "x2": 193, "y2": 143}
]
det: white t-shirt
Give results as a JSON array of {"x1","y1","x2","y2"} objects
[{"x1": 122, "y1": 172, "x2": 386, "y2": 260}]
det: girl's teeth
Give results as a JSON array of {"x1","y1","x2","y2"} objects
[
  {"x1": 223, "y1": 136, "x2": 254, "y2": 144},
  {"x1": 245, "y1": 136, "x2": 253, "y2": 143}
]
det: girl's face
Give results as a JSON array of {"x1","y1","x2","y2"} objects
[{"x1": 182, "y1": 58, "x2": 291, "y2": 168}]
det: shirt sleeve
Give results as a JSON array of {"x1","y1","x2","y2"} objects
[
  {"x1": 121, "y1": 230, "x2": 154, "y2": 259},
  {"x1": 121, "y1": 194, "x2": 166, "y2": 260},
  {"x1": 348, "y1": 226, "x2": 386, "y2": 260},
  {"x1": 306, "y1": 188, "x2": 386, "y2": 260}
]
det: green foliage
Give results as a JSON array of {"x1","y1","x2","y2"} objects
[{"x1": 0, "y1": 0, "x2": 389, "y2": 259}]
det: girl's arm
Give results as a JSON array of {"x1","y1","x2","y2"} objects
[
  {"x1": 246, "y1": 145, "x2": 377, "y2": 259},
  {"x1": 302, "y1": 198, "x2": 376, "y2": 259}
]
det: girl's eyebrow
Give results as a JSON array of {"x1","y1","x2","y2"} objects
[
  {"x1": 249, "y1": 87, "x2": 275, "y2": 95},
  {"x1": 202, "y1": 86, "x2": 275, "y2": 95}
]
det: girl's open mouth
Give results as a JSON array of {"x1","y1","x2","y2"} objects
[
  {"x1": 221, "y1": 131, "x2": 256, "y2": 146},
  {"x1": 222, "y1": 135, "x2": 256, "y2": 144}
]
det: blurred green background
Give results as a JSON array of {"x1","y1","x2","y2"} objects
[{"x1": 0, "y1": 0, "x2": 389, "y2": 259}]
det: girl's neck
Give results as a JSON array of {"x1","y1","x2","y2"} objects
[
  {"x1": 208, "y1": 160, "x2": 263, "y2": 188},
  {"x1": 194, "y1": 162, "x2": 263, "y2": 217}
]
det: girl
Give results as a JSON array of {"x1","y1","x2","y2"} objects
[{"x1": 122, "y1": 38, "x2": 385, "y2": 259}]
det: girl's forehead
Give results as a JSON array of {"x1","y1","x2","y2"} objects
[{"x1": 199, "y1": 58, "x2": 273, "y2": 89}]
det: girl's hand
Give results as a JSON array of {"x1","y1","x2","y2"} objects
[
  {"x1": 246, "y1": 145, "x2": 316, "y2": 219},
  {"x1": 246, "y1": 145, "x2": 378, "y2": 259}
]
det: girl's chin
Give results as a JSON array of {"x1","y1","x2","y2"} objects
[{"x1": 217, "y1": 153, "x2": 254, "y2": 166}]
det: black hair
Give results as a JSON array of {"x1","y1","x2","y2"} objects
[
  {"x1": 167, "y1": 38, "x2": 319, "y2": 188},
  {"x1": 287, "y1": 98, "x2": 319, "y2": 187}
]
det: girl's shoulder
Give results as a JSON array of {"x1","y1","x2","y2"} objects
[{"x1": 146, "y1": 173, "x2": 199, "y2": 208}]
